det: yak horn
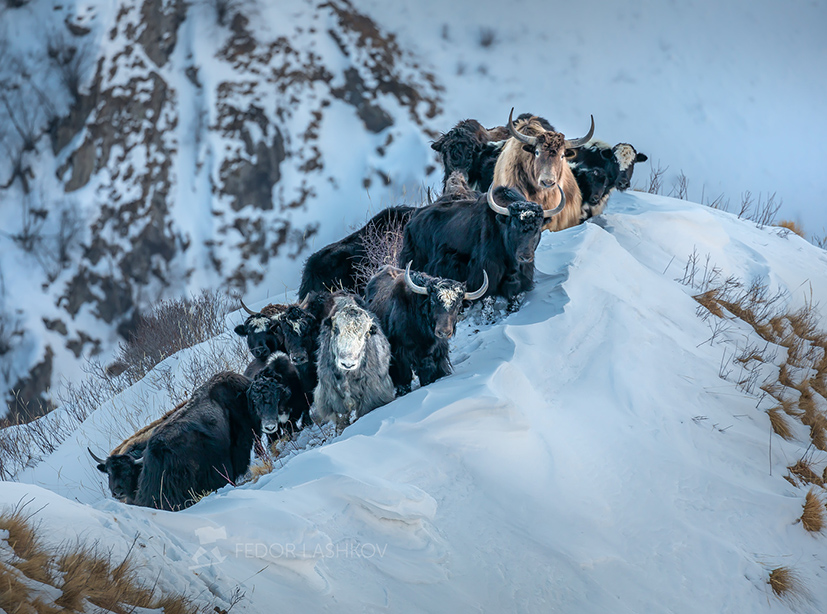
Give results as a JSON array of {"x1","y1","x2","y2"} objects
[
  {"x1": 239, "y1": 298, "x2": 258, "y2": 316},
  {"x1": 88, "y1": 447, "x2": 106, "y2": 465},
  {"x1": 405, "y1": 262, "x2": 429, "y2": 295},
  {"x1": 543, "y1": 185, "x2": 567, "y2": 218},
  {"x1": 506, "y1": 107, "x2": 537, "y2": 146},
  {"x1": 464, "y1": 270, "x2": 489, "y2": 301},
  {"x1": 487, "y1": 187, "x2": 511, "y2": 216},
  {"x1": 564, "y1": 115, "x2": 595, "y2": 148}
]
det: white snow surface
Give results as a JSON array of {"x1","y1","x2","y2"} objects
[{"x1": 5, "y1": 192, "x2": 827, "y2": 612}]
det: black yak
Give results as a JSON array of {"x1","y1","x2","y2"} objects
[
  {"x1": 298, "y1": 206, "x2": 415, "y2": 300},
  {"x1": 365, "y1": 263, "x2": 488, "y2": 393},
  {"x1": 398, "y1": 182, "x2": 560, "y2": 306},
  {"x1": 248, "y1": 352, "x2": 311, "y2": 441}
]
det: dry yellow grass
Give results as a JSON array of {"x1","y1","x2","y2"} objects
[
  {"x1": 693, "y1": 289, "x2": 724, "y2": 318},
  {"x1": 800, "y1": 489, "x2": 825, "y2": 532},
  {"x1": 768, "y1": 408, "x2": 795, "y2": 440},
  {"x1": 768, "y1": 566, "x2": 803, "y2": 599},
  {"x1": 0, "y1": 508, "x2": 199, "y2": 613},
  {"x1": 787, "y1": 459, "x2": 824, "y2": 487},
  {"x1": 777, "y1": 220, "x2": 806, "y2": 238}
]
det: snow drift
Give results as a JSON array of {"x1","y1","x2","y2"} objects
[{"x1": 5, "y1": 191, "x2": 827, "y2": 613}]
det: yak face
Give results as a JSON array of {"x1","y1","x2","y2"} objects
[
  {"x1": 431, "y1": 119, "x2": 489, "y2": 182},
  {"x1": 494, "y1": 200, "x2": 545, "y2": 264},
  {"x1": 613, "y1": 143, "x2": 648, "y2": 191},
  {"x1": 326, "y1": 304, "x2": 377, "y2": 372},
  {"x1": 234, "y1": 315, "x2": 282, "y2": 360},
  {"x1": 408, "y1": 271, "x2": 467, "y2": 340},
  {"x1": 249, "y1": 376, "x2": 293, "y2": 436},
  {"x1": 572, "y1": 145, "x2": 619, "y2": 205},
  {"x1": 523, "y1": 130, "x2": 574, "y2": 191},
  {"x1": 97, "y1": 453, "x2": 142, "y2": 502},
  {"x1": 279, "y1": 306, "x2": 314, "y2": 365}
]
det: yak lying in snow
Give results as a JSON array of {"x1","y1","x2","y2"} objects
[
  {"x1": 298, "y1": 206, "x2": 416, "y2": 300},
  {"x1": 88, "y1": 402, "x2": 186, "y2": 503},
  {"x1": 314, "y1": 294, "x2": 395, "y2": 430},
  {"x1": 364, "y1": 263, "x2": 487, "y2": 393},
  {"x1": 248, "y1": 351, "x2": 311, "y2": 441}
]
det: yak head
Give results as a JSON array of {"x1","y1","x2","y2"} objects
[
  {"x1": 487, "y1": 187, "x2": 555, "y2": 264},
  {"x1": 325, "y1": 299, "x2": 377, "y2": 372},
  {"x1": 571, "y1": 142, "x2": 620, "y2": 206},
  {"x1": 248, "y1": 353, "x2": 298, "y2": 436},
  {"x1": 233, "y1": 300, "x2": 286, "y2": 360},
  {"x1": 401, "y1": 262, "x2": 488, "y2": 339},
  {"x1": 278, "y1": 305, "x2": 316, "y2": 366},
  {"x1": 89, "y1": 448, "x2": 142, "y2": 502},
  {"x1": 612, "y1": 143, "x2": 648, "y2": 191},
  {"x1": 505, "y1": 108, "x2": 594, "y2": 192}
]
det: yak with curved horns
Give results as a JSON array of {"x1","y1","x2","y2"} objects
[
  {"x1": 492, "y1": 108, "x2": 593, "y2": 232},
  {"x1": 365, "y1": 262, "x2": 488, "y2": 394}
]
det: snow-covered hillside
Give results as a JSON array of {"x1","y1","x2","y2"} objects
[
  {"x1": 2, "y1": 0, "x2": 824, "y2": 422},
  {"x1": 6, "y1": 193, "x2": 827, "y2": 612}
]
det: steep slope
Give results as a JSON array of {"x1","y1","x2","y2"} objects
[
  {"x1": 0, "y1": 0, "x2": 441, "y2": 418},
  {"x1": 6, "y1": 192, "x2": 827, "y2": 612}
]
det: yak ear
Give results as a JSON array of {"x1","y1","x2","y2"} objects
[
  {"x1": 430, "y1": 136, "x2": 445, "y2": 152},
  {"x1": 233, "y1": 324, "x2": 247, "y2": 336},
  {"x1": 369, "y1": 323, "x2": 379, "y2": 335},
  {"x1": 635, "y1": 152, "x2": 648, "y2": 162},
  {"x1": 521, "y1": 144, "x2": 536, "y2": 154},
  {"x1": 600, "y1": 148, "x2": 614, "y2": 160},
  {"x1": 97, "y1": 463, "x2": 107, "y2": 473},
  {"x1": 564, "y1": 148, "x2": 577, "y2": 159},
  {"x1": 322, "y1": 316, "x2": 332, "y2": 328}
]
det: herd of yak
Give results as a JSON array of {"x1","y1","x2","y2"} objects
[{"x1": 88, "y1": 110, "x2": 647, "y2": 511}]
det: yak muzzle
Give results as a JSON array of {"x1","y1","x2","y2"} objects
[
  {"x1": 290, "y1": 351, "x2": 308, "y2": 365},
  {"x1": 338, "y1": 359, "x2": 359, "y2": 371},
  {"x1": 252, "y1": 346, "x2": 269, "y2": 359},
  {"x1": 539, "y1": 178, "x2": 557, "y2": 189},
  {"x1": 262, "y1": 423, "x2": 279, "y2": 435}
]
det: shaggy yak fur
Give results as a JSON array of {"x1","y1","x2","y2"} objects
[
  {"x1": 298, "y1": 206, "x2": 416, "y2": 300},
  {"x1": 313, "y1": 295, "x2": 395, "y2": 430}
]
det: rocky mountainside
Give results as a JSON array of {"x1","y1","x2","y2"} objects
[{"x1": 0, "y1": 0, "x2": 443, "y2": 419}]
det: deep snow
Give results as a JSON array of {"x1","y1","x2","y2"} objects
[{"x1": 5, "y1": 192, "x2": 827, "y2": 613}]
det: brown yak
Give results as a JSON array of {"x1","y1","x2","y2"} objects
[{"x1": 492, "y1": 108, "x2": 594, "y2": 232}]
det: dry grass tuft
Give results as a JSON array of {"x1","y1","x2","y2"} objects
[
  {"x1": 0, "y1": 507, "x2": 199, "y2": 613},
  {"x1": 777, "y1": 219, "x2": 805, "y2": 238},
  {"x1": 800, "y1": 489, "x2": 825, "y2": 532},
  {"x1": 788, "y1": 458, "x2": 824, "y2": 487},
  {"x1": 693, "y1": 289, "x2": 724, "y2": 318},
  {"x1": 768, "y1": 408, "x2": 795, "y2": 440},
  {"x1": 768, "y1": 566, "x2": 803, "y2": 599}
]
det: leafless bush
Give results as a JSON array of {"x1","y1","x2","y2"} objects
[
  {"x1": 45, "y1": 30, "x2": 94, "y2": 102},
  {"x1": 353, "y1": 211, "x2": 411, "y2": 289},
  {"x1": 115, "y1": 290, "x2": 235, "y2": 384},
  {"x1": 646, "y1": 162, "x2": 668, "y2": 195},
  {"x1": 669, "y1": 171, "x2": 689, "y2": 200},
  {"x1": 479, "y1": 28, "x2": 497, "y2": 48}
]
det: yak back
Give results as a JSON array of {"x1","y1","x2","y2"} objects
[{"x1": 133, "y1": 372, "x2": 255, "y2": 511}]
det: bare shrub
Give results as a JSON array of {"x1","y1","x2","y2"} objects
[
  {"x1": 353, "y1": 209, "x2": 414, "y2": 289},
  {"x1": 646, "y1": 162, "x2": 668, "y2": 195},
  {"x1": 669, "y1": 170, "x2": 688, "y2": 200},
  {"x1": 0, "y1": 504, "x2": 200, "y2": 613}
]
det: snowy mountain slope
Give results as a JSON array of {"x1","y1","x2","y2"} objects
[
  {"x1": 5, "y1": 192, "x2": 827, "y2": 612},
  {"x1": 0, "y1": 0, "x2": 442, "y2": 417}
]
